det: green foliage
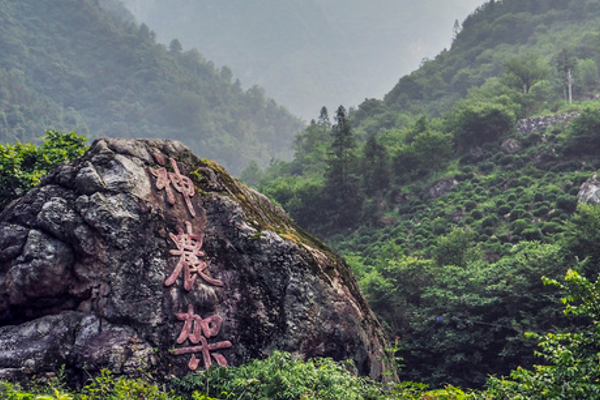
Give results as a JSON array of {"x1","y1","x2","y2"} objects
[
  {"x1": 433, "y1": 228, "x2": 475, "y2": 267},
  {"x1": 485, "y1": 269, "x2": 600, "y2": 399},
  {"x1": 360, "y1": 252, "x2": 436, "y2": 336},
  {"x1": 0, "y1": 369, "x2": 181, "y2": 400},
  {"x1": 502, "y1": 53, "x2": 551, "y2": 95},
  {"x1": 447, "y1": 100, "x2": 515, "y2": 150},
  {"x1": 174, "y1": 351, "x2": 382, "y2": 400},
  {"x1": 565, "y1": 107, "x2": 600, "y2": 155},
  {"x1": 563, "y1": 203, "x2": 600, "y2": 277},
  {"x1": 323, "y1": 106, "x2": 363, "y2": 229},
  {"x1": 398, "y1": 242, "x2": 567, "y2": 389},
  {"x1": 0, "y1": 130, "x2": 88, "y2": 210}
]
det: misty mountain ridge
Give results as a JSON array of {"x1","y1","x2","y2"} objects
[
  {"x1": 118, "y1": 0, "x2": 486, "y2": 120},
  {"x1": 0, "y1": 0, "x2": 303, "y2": 174}
]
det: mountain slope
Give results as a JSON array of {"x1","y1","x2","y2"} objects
[
  {"x1": 0, "y1": 0, "x2": 303, "y2": 174},
  {"x1": 252, "y1": 0, "x2": 600, "y2": 388},
  {"x1": 379, "y1": 0, "x2": 600, "y2": 118}
]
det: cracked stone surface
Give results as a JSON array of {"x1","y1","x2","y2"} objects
[{"x1": 0, "y1": 138, "x2": 391, "y2": 384}]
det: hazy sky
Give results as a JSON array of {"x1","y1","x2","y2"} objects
[{"x1": 120, "y1": 0, "x2": 489, "y2": 120}]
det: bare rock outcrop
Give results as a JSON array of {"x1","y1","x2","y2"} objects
[
  {"x1": 0, "y1": 139, "x2": 391, "y2": 384},
  {"x1": 578, "y1": 173, "x2": 600, "y2": 205}
]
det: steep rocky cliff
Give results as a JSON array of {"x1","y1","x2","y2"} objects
[{"x1": 0, "y1": 138, "x2": 390, "y2": 384}]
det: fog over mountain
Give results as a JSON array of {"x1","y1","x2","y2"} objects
[{"x1": 118, "y1": 0, "x2": 487, "y2": 120}]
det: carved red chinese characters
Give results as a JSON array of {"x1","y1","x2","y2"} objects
[
  {"x1": 149, "y1": 156, "x2": 231, "y2": 371},
  {"x1": 165, "y1": 221, "x2": 223, "y2": 290},
  {"x1": 150, "y1": 157, "x2": 196, "y2": 217},
  {"x1": 171, "y1": 304, "x2": 232, "y2": 370}
]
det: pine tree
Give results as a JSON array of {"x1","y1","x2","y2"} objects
[{"x1": 325, "y1": 106, "x2": 362, "y2": 229}]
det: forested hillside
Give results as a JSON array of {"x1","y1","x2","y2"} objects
[
  {"x1": 0, "y1": 0, "x2": 303, "y2": 174},
  {"x1": 358, "y1": 0, "x2": 600, "y2": 125},
  {"x1": 251, "y1": 0, "x2": 600, "y2": 390}
]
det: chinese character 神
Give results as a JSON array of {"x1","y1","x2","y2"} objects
[
  {"x1": 165, "y1": 221, "x2": 223, "y2": 290},
  {"x1": 171, "y1": 304, "x2": 232, "y2": 370},
  {"x1": 150, "y1": 157, "x2": 196, "y2": 217}
]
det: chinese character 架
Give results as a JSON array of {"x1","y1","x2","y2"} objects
[
  {"x1": 165, "y1": 221, "x2": 223, "y2": 290},
  {"x1": 150, "y1": 157, "x2": 196, "y2": 217},
  {"x1": 171, "y1": 304, "x2": 232, "y2": 370}
]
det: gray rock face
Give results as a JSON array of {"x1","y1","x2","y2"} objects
[
  {"x1": 429, "y1": 178, "x2": 457, "y2": 199},
  {"x1": 517, "y1": 111, "x2": 580, "y2": 135},
  {"x1": 578, "y1": 173, "x2": 600, "y2": 205},
  {"x1": 500, "y1": 138, "x2": 521, "y2": 154},
  {"x1": 0, "y1": 139, "x2": 390, "y2": 384}
]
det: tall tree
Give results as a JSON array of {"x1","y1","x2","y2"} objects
[
  {"x1": 502, "y1": 53, "x2": 551, "y2": 95},
  {"x1": 362, "y1": 133, "x2": 390, "y2": 194},
  {"x1": 555, "y1": 48, "x2": 576, "y2": 103},
  {"x1": 325, "y1": 106, "x2": 361, "y2": 229}
]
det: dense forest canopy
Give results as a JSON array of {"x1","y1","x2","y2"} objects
[{"x1": 0, "y1": 0, "x2": 303, "y2": 174}]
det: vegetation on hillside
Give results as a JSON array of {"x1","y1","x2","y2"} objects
[
  {"x1": 243, "y1": 0, "x2": 600, "y2": 390},
  {"x1": 0, "y1": 0, "x2": 303, "y2": 174}
]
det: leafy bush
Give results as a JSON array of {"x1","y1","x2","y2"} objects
[
  {"x1": 565, "y1": 106, "x2": 600, "y2": 155},
  {"x1": 434, "y1": 229, "x2": 476, "y2": 268},
  {"x1": 463, "y1": 200, "x2": 477, "y2": 211},
  {"x1": 555, "y1": 194, "x2": 578, "y2": 213},
  {"x1": 0, "y1": 130, "x2": 88, "y2": 210},
  {"x1": 521, "y1": 227, "x2": 542, "y2": 241},
  {"x1": 485, "y1": 270, "x2": 600, "y2": 399},
  {"x1": 469, "y1": 209, "x2": 484, "y2": 220},
  {"x1": 174, "y1": 351, "x2": 383, "y2": 400},
  {"x1": 497, "y1": 204, "x2": 512, "y2": 215},
  {"x1": 511, "y1": 219, "x2": 530, "y2": 235},
  {"x1": 448, "y1": 100, "x2": 516, "y2": 151},
  {"x1": 0, "y1": 370, "x2": 181, "y2": 400}
]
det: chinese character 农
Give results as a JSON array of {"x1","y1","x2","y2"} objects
[
  {"x1": 150, "y1": 157, "x2": 196, "y2": 217},
  {"x1": 165, "y1": 221, "x2": 223, "y2": 290},
  {"x1": 171, "y1": 304, "x2": 232, "y2": 370}
]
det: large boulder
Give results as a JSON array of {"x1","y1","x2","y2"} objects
[
  {"x1": 578, "y1": 173, "x2": 600, "y2": 205},
  {"x1": 0, "y1": 139, "x2": 391, "y2": 384}
]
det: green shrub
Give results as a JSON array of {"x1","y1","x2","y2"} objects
[
  {"x1": 541, "y1": 222, "x2": 563, "y2": 235},
  {"x1": 532, "y1": 206, "x2": 549, "y2": 217},
  {"x1": 463, "y1": 200, "x2": 478, "y2": 211},
  {"x1": 512, "y1": 219, "x2": 530, "y2": 235},
  {"x1": 509, "y1": 208, "x2": 527, "y2": 221},
  {"x1": 497, "y1": 204, "x2": 512, "y2": 215},
  {"x1": 478, "y1": 161, "x2": 495, "y2": 173},
  {"x1": 0, "y1": 130, "x2": 88, "y2": 210},
  {"x1": 565, "y1": 106, "x2": 600, "y2": 155},
  {"x1": 480, "y1": 226, "x2": 495, "y2": 237},
  {"x1": 175, "y1": 351, "x2": 383, "y2": 400},
  {"x1": 470, "y1": 209, "x2": 484, "y2": 220},
  {"x1": 0, "y1": 370, "x2": 180, "y2": 400},
  {"x1": 556, "y1": 195, "x2": 578, "y2": 213},
  {"x1": 522, "y1": 227, "x2": 543, "y2": 241},
  {"x1": 481, "y1": 215, "x2": 499, "y2": 228},
  {"x1": 449, "y1": 100, "x2": 516, "y2": 150},
  {"x1": 533, "y1": 192, "x2": 545, "y2": 202}
]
